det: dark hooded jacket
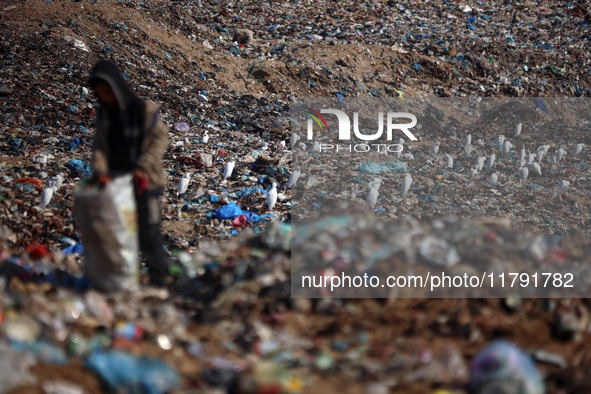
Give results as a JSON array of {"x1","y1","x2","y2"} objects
[{"x1": 89, "y1": 60, "x2": 168, "y2": 190}]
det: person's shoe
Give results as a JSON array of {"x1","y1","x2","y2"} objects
[
  {"x1": 147, "y1": 262, "x2": 196, "y2": 295},
  {"x1": 148, "y1": 269, "x2": 170, "y2": 288},
  {"x1": 166, "y1": 263, "x2": 197, "y2": 296}
]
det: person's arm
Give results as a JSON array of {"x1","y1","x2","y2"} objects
[
  {"x1": 92, "y1": 139, "x2": 108, "y2": 175},
  {"x1": 135, "y1": 105, "x2": 169, "y2": 187},
  {"x1": 92, "y1": 114, "x2": 110, "y2": 185}
]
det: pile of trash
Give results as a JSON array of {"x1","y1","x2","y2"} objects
[
  {"x1": 0, "y1": 218, "x2": 588, "y2": 393},
  {"x1": 0, "y1": 0, "x2": 591, "y2": 392},
  {"x1": 290, "y1": 97, "x2": 590, "y2": 237}
]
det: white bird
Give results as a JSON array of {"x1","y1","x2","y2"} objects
[
  {"x1": 46, "y1": 178, "x2": 58, "y2": 190},
  {"x1": 527, "y1": 153, "x2": 536, "y2": 165},
  {"x1": 558, "y1": 180, "x2": 570, "y2": 190},
  {"x1": 40, "y1": 186, "x2": 54, "y2": 208},
  {"x1": 476, "y1": 156, "x2": 485, "y2": 172},
  {"x1": 518, "y1": 159, "x2": 527, "y2": 169},
  {"x1": 267, "y1": 182, "x2": 278, "y2": 210},
  {"x1": 290, "y1": 133, "x2": 300, "y2": 149},
  {"x1": 445, "y1": 154, "x2": 454, "y2": 168},
  {"x1": 311, "y1": 141, "x2": 321, "y2": 152},
  {"x1": 572, "y1": 143, "x2": 584, "y2": 156},
  {"x1": 519, "y1": 166, "x2": 529, "y2": 181},
  {"x1": 502, "y1": 140, "x2": 512, "y2": 154},
  {"x1": 519, "y1": 147, "x2": 526, "y2": 162},
  {"x1": 400, "y1": 173, "x2": 412, "y2": 197},
  {"x1": 197, "y1": 93, "x2": 208, "y2": 102},
  {"x1": 365, "y1": 178, "x2": 382, "y2": 208},
  {"x1": 47, "y1": 173, "x2": 64, "y2": 191},
  {"x1": 514, "y1": 123, "x2": 522, "y2": 137},
  {"x1": 528, "y1": 162, "x2": 542, "y2": 176},
  {"x1": 368, "y1": 178, "x2": 382, "y2": 191},
  {"x1": 467, "y1": 166, "x2": 479, "y2": 178},
  {"x1": 177, "y1": 174, "x2": 190, "y2": 196},
  {"x1": 35, "y1": 153, "x2": 48, "y2": 165},
  {"x1": 431, "y1": 142, "x2": 440, "y2": 155},
  {"x1": 201, "y1": 130, "x2": 209, "y2": 144},
  {"x1": 464, "y1": 143, "x2": 476, "y2": 154},
  {"x1": 487, "y1": 154, "x2": 495, "y2": 169},
  {"x1": 536, "y1": 145, "x2": 548, "y2": 162},
  {"x1": 223, "y1": 159, "x2": 235, "y2": 180},
  {"x1": 489, "y1": 172, "x2": 499, "y2": 184},
  {"x1": 464, "y1": 134, "x2": 472, "y2": 146},
  {"x1": 288, "y1": 168, "x2": 301, "y2": 188},
  {"x1": 556, "y1": 147, "x2": 566, "y2": 162},
  {"x1": 546, "y1": 152, "x2": 556, "y2": 164},
  {"x1": 366, "y1": 188, "x2": 379, "y2": 207},
  {"x1": 497, "y1": 135, "x2": 505, "y2": 149},
  {"x1": 398, "y1": 137, "x2": 405, "y2": 146}
]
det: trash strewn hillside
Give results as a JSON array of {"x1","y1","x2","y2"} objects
[{"x1": 0, "y1": 1, "x2": 590, "y2": 393}]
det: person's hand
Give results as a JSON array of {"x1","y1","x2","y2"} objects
[
  {"x1": 96, "y1": 173, "x2": 111, "y2": 189},
  {"x1": 133, "y1": 167, "x2": 149, "y2": 196}
]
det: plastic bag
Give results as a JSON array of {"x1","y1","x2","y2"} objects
[
  {"x1": 68, "y1": 159, "x2": 93, "y2": 177},
  {"x1": 73, "y1": 175, "x2": 139, "y2": 292},
  {"x1": 84, "y1": 350, "x2": 180, "y2": 394},
  {"x1": 469, "y1": 340, "x2": 545, "y2": 394}
]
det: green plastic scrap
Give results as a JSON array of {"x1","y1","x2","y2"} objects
[
  {"x1": 248, "y1": 60, "x2": 266, "y2": 78},
  {"x1": 545, "y1": 65, "x2": 565, "y2": 77}
]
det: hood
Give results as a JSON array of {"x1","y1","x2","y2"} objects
[{"x1": 89, "y1": 60, "x2": 137, "y2": 111}]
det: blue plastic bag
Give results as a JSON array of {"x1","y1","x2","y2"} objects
[
  {"x1": 534, "y1": 97, "x2": 549, "y2": 115},
  {"x1": 69, "y1": 137, "x2": 86, "y2": 151},
  {"x1": 470, "y1": 340, "x2": 545, "y2": 394},
  {"x1": 68, "y1": 159, "x2": 93, "y2": 177},
  {"x1": 214, "y1": 203, "x2": 275, "y2": 223},
  {"x1": 234, "y1": 187, "x2": 267, "y2": 197},
  {"x1": 85, "y1": 350, "x2": 180, "y2": 394},
  {"x1": 173, "y1": 122, "x2": 190, "y2": 132},
  {"x1": 214, "y1": 202, "x2": 243, "y2": 220},
  {"x1": 10, "y1": 340, "x2": 68, "y2": 364},
  {"x1": 242, "y1": 211, "x2": 275, "y2": 223},
  {"x1": 62, "y1": 243, "x2": 84, "y2": 255}
]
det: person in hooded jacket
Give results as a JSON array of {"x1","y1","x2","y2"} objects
[{"x1": 88, "y1": 59, "x2": 188, "y2": 290}]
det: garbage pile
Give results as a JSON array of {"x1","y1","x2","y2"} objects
[
  {"x1": 291, "y1": 97, "x2": 590, "y2": 237},
  {"x1": 0, "y1": 0, "x2": 591, "y2": 392},
  {"x1": 0, "y1": 219, "x2": 589, "y2": 393},
  {"x1": 291, "y1": 205, "x2": 591, "y2": 298}
]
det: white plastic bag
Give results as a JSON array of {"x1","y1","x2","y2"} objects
[{"x1": 73, "y1": 175, "x2": 139, "y2": 292}]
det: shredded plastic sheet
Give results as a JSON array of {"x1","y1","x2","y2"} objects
[
  {"x1": 213, "y1": 202, "x2": 275, "y2": 223},
  {"x1": 85, "y1": 350, "x2": 180, "y2": 394}
]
